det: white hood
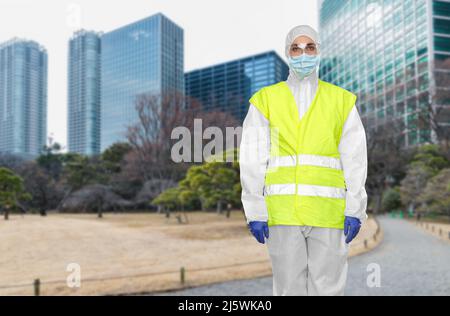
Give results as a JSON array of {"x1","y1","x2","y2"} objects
[{"x1": 284, "y1": 25, "x2": 321, "y2": 84}]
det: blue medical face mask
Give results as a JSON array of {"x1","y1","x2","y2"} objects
[{"x1": 288, "y1": 54, "x2": 321, "y2": 80}]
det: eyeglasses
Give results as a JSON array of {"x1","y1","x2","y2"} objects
[{"x1": 289, "y1": 43, "x2": 319, "y2": 56}]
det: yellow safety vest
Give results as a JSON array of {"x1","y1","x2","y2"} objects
[{"x1": 249, "y1": 79, "x2": 357, "y2": 229}]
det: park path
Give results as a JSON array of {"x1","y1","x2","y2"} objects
[{"x1": 153, "y1": 216, "x2": 450, "y2": 296}]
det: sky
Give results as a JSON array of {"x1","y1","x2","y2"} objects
[{"x1": 0, "y1": 0, "x2": 319, "y2": 151}]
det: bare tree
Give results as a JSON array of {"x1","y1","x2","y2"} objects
[
  {"x1": 418, "y1": 57, "x2": 450, "y2": 156},
  {"x1": 125, "y1": 89, "x2": 240, "y2": 210},
  {"x1": 125, "y1": 90, "x2": 200, "y2": 194},
  {"x1": 18, "y1": 161, "x2": 62, "y2": 216},
  {"x1": 365, "y1": 115, "x2": 411, "y2": 214}
]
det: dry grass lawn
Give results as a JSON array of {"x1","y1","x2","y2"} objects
[{"x1": 0, "y1": 211, "x2": 379, "y2": 295}]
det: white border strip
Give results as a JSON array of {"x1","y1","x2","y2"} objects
[{"x1": 268, "y1": 154, "x2": 342, "y2": 170}]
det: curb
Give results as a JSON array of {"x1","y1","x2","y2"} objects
[
  {"x1": 410, "y1": 219, "x2": 450, "y2": 244},
  {"x1": 348, "y1": 216, "x2": 383, "y2": 257}
]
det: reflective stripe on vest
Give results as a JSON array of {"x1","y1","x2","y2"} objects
[
  {"x1": 264, "y1": 184, "x2": 346, "y2": 199},
  {"x1": 267, "y1": 154, "x2": 342, "y2": 170}
]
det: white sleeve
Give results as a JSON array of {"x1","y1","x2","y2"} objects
[
  {"x1": 338, "y1": 106, "x2": 369, "y2": 223},
  {"x1": 239, "y1": 103, "x2": 270, "y2": 224}
]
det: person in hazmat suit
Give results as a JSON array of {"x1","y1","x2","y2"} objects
[{"x1": 239, "y1": 25, "x2": 368, "y2": 296}]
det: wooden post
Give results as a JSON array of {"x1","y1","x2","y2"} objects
[
  {"x1": 364, "y1": 240, "x2": 368, "y2": 249},
  {"x1": 180, "y1": 267, "x2": 185, "y2": 284},
  {"x1": 4, "y1": 205, "x2": 9, "y2": 220},
  {"x1": 34, "y1": 279, "x2": 40, "y2": 296}
]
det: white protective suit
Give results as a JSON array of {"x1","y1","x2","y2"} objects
[{"x1": 239, "y1": 25, "x2": 368, "y2": 296}]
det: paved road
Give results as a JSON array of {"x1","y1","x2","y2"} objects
[{"x1": 152, "y1": 217, "x2": 450, "y2": 296}]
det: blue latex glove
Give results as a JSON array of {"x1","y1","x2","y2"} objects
[
  {"x1": 248, "y1": 221, "x2": 269, "y2": 244},
  {"x1": 344, "y1": 216, "x2": 361, "y2": 244}
]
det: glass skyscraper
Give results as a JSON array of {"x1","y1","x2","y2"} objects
[
  {"x1": 185, "y1": 51, "x2": 289, "y2": 123},
  {"x1": 101, "y1": 13, "x2": 184, "y2": 151},
  {"x1": 68, "y1": 30, "x2": 102, "y2": 155},
  {"x1": 319, "y1": 0, "x2": 450, "y2": 147},
  {"x1": 0, "y1": 38, "x2": 48, "y2": 159}
]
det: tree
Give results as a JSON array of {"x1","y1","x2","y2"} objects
[
  {"x1": 177, "y1": 158, "x2": 241, "y2": 214},
  {"x1": 178, "y1": 184, "x2": 199, "y2": 211},
  {"x1": 427, "y1": 57, "x2": 450, "y2": 154},
  {"x1": 125, "y1": 90, "x2": 199, "y2": 194},
  {"x1": 381, "y1": 187, "x2": 402, "y2": 212},
  {"x1": 365, "y1": 116, "x2": 410, "y2": 213},
  {"x1": 18, "y1": 161, "x2": 61, "y2": 216},
  {"x1": 59, "y1": 184, "x2": 133, "y2": 214},
  {"x1": 410, "y1": 144, "x2": 450, "y2": 170},
  {"x1": 101, "y1": 142, "x2": 132, "y2": 174},
  {"x1": 179, "y1": 165, "x2": 210, "y2": 211},
  {"x1": 55, "y1": 153, "x2": 113, "y2": 214},
  {"x1": 203, "y1": 161, "x2": 240, "y2": 213},
  {"x1": 37, "y1": 142, "x2": 64, "y2": 181},
  {"x1": 151, "y1": 186, "x2": 189, "y2": 224},
  {"x1": 0, "y1": 168, "x2": 31, "y2": 220},
  {"x1": 63, "y1": 154, "x2": 108, "y2": 191},
  {"x1": 417, "y1": 168, "x2": 450, "y2": 220},
  {"x1": 399, "y1": 161, "x2": 435, "y2": 213},
  {"x1": 399, "y1": 144, "x2": 449, "y2": 213},
  {"x1": 124, "y1": 90, "x2": 240, "y2": 200},
  {"x1": 152, "y1": 187, "x2": 181, "y2": 213}
]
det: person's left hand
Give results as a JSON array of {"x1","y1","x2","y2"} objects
[
  {"x1": 248, "y1": 221, "x2": 269, "y2": 244},
  {"x1": 344, "y1": 216, "x2": 361, "y2": 244}
]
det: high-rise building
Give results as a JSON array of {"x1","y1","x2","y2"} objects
[
  {"x1": 185, "y1": 51, "x2": 289, "y2": 123},
  {"x1": 0, "y1": 38, "x2": 48, "y2": 159},
  {"x1": 68, "y1": 30, "x2": 102, "y2": 155},
  {"x1": 101, "y1": 13, "x2": 184, "y2": 151},
  {"x1": 319, "y1": 0, "x2": 450, "y2": 147}
]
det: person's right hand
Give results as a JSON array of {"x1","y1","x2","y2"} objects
[{"x1": 248, "y1": 221, "x2": 269, "y2": 244}]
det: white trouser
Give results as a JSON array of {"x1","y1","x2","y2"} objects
[{"x1": 266, "y1": 225, "x2": 349, "y2": 296}]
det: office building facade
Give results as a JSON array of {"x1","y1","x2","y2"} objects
[
  {"x1": 68, "y1": 30, "x2": 102, "y2": 155},
  {"x1": 319, "y1": 0, "x2": 450, "y2": 147},
  {"x1": 185, "y1": 51, "x2": 289, "y2": 123},
  {"x1": 0, "y1": 38, "x2": 48, "y2": 159},
  {"x1": 101, "y1": 13, "x2": 184, "y2": 151}
]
